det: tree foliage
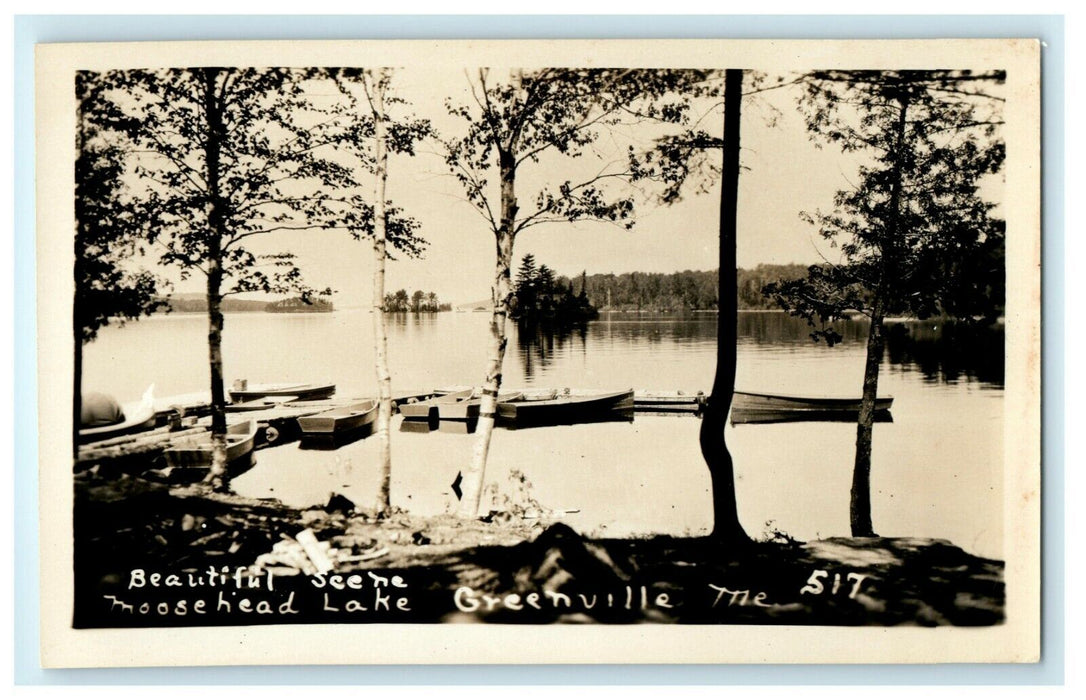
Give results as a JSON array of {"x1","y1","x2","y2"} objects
[
  {"x1": 444, "y1": 68, "x2": 699, "y2": 236},
  {"x1": 88, "y1": 67, "x2": 412, "y2": 299},
  {"x1": 764, "y1": 70, "x2": 1006, "y2": 345},
  {"x1": 75, "y1": 72, "x2": 168, "y2": 344}
]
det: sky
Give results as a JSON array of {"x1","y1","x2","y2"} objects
[{"x1": 153, "y1": 67, "x2": 870, "y2": 307}]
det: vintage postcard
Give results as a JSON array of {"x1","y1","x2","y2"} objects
[{"x1": 36, "y1": 38, "x2": 1041, "y2": 667}]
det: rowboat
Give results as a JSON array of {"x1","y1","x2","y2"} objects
[
  {"x1": 227, "y1": 396, "x2": 298, "y2": 412},
  {"x1": 399, "y1": 389, "x2": 474, "y2": 420},
  {"x1": 497, "y1": 389, "x2": 635, "y2": 424},
  {"x1": 437, "y1": 392, "x2": 524, "y2": 420},
  {"x1": 78, "y1": 385, "x2": 156, "y2": 443},
  {"x1": 229, "y1": 382, "x2": 335, "y2": 403},
  {"x1": 730, "y1": 390, "x2": 893, "y2": 425},
  {"x1": 163, "y1": 420, "x2": 258, "y2": 469},
  {"x1": 297, "y1": 400, "x2": 379, "y2": 436}
]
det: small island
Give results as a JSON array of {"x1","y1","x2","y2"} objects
[{"x1": 511, "y1": 254, "x2": 598, "y2": 324}]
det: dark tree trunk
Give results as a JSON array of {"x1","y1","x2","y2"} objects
[
  {"x1": 700, "y1": 68, "x2": 749, "y2": 544},
  {"x1": 849, "y1": 91, "x2": 909, "y2": 536},
  {"x1": 850, "y1": 301, "x2": 886, "y2": 536},
  {"x1": 73, "y1": 323, "x2": 83, "y2": 458},
  {"x1": 200, "y1": 68, "x2": 230, "y2": 490},
  {"x1": 73, "y1": 95, "x2": 85, "y2": 458}
]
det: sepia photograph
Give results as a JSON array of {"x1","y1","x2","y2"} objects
[{"x1": 35, "y1": 37, "x2": 1041, "y2": 667}]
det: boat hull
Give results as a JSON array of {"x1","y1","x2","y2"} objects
[
  {"x1": 730, "y1": 391, "x2": 893, "y2": 424},
  {"x1": 297, "y1": 400, "x2": 379, "y2": 435},
  {"x1": 229, "y1": 383, "x2": 335, "y2": 403},
  {"x1": 399, "y1": 389, "x2": 474, "y2": 420},
  {"x1": 497, "y1": 390, "x2": 635, "y2": 425},
  {"x1": 164, "y1": 420, "x2": 257, "y2": 469}
]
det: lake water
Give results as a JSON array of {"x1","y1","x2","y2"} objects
[{"x1": 83, "y1": 310, "x2": 1005, "y2": 558}]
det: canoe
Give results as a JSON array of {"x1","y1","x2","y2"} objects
[
  {"x1": 731, "y1": 390, "x2": 893, "y2": 413},
  {"x1": 163, "y1": 420, "x2": 258, "y2": 469},
  {"x1": 437, "y1": 392, "x2": 524, "y2": 421},
  {"x1": 730, "y1": 390, "x2": 893, "y2": 424},
  {"x1": 497, "y1": 389, "x2": 635, "y2": 424},
  {"x1": 297, "y1": 400, "x2": 379, "y2": 435},
  {"x1": 78, "y1": 385, "x2": 156, "y2": 443},
  {"x1": 229, "y1": 382, "x2": 335, "y2": 403},
  {"x1": 399, "y1": 389, "x2": 474, "y2": 420},
  {"x1": 730, "y1": 409, "x2": 894, "y2": 425}
]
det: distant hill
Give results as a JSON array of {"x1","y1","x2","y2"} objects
[{"x1": 455, "y1": 299, "x2": 492, "y2": 312}]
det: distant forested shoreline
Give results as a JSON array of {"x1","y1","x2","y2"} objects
[
  {"x1": 157, "y1": 293, "x2": 333, "y2": 314},
  {"x1": 556, "y1": 264, "x2": 810, "y2": 312}
]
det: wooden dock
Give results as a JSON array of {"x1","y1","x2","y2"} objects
[{"x1": 633, "y1": 390, "x2": 705, "y2": 414}]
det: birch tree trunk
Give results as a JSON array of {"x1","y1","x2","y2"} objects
[
  {"x1": 699, "y1": 68, "x2": 749, "y2": 544},
  {"x1": 200, "y1": 68, "x2": 230, "y2": 491},
  {"x1": 457, "y1": 148, "x2": 517, "y2": 517},
  {"x1": 370, "y1": 71, "x2": 394, "y2": 518}
]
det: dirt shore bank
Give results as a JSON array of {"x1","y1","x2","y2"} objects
[{"x1": 73, "y1": 471, "x2": 1004, "y2": 627}]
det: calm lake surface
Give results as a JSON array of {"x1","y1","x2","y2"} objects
[{"x1": 84, "y1": 310, "x2": 1005, "y2": 558}]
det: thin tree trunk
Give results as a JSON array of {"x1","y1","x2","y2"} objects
[
  {"x1": 200, "y1": 68, "x2": 230, "y2": 490},
  {"x1": 851, "y1": 300, "x2": 886, "y2": 536},
  {"x1": 849, "y1": 92, "x2": 908, "y2": 536},
  {"x1": 370, "y1": 71, "x2": 393, "y2": 518},
  {"x1": 700, "y1": 68, "x2": 749, "y2": 544},
  {"x1": 458, "y1": 150, "x2": 517, "y2": 518}
]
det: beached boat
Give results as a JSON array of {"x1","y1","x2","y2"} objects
[
  {"x1": 730, "y1": 390, "x2": 893, "y2": 425},
  {"x1": 163, "y1": 420, "x2": 258, "y2": 469},
  {"x1": 228, "y1": 382, "x2": 335, "y2": 403},
  {"x1": 497, "y1": 389, "x2": 635, "y2": 424},
  {"x1": 297, "y1": 400, "x2": 379, "y2": 436},
  {"x1": 437, "y1": 392, "x2": 524, "y2": 421},
  {"x1": 78, "y1": 385, "x2": 156, "y2": 443},
  {"x1": 398, "y1": 389, "x2": 475, "y2": 420}
]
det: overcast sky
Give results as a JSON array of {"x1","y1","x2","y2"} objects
[{"x1": 164, "y1": 68, "x2": 873, "y2": 307}]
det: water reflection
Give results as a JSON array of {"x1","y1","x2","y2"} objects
[
  {"x1": 506, "y1": 311, "x2": 1004, "y2": 390},
  {"x1": 515, "y1": 319, "x2": 588, "y2": 381},
  {"x1": 885, "y1": 321, "x2": 1005, "y2": 387},
  {"x1": 737, "y1": 311, "x2": 870, "y2": 346},
  {"x1": 498, "y1": 409, "x2": 635, "y2": 431}
]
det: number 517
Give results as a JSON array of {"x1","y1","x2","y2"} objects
[{"x1": 800, "y1": 570, "x2": 870, "y2": 599}]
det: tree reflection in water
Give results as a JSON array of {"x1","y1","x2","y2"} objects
[
  {"x1": 514, "y1": 318, "x2": 588, "y2": 382},
  {"x1": 511, "y1": 311, "x2": 1003, "y2": 389}
]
